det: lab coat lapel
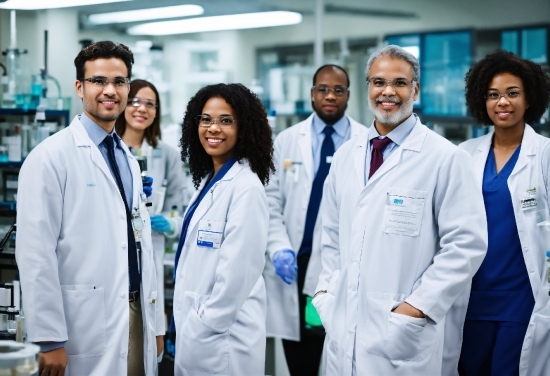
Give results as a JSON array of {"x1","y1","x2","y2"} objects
[
  {"x1": 510, "y1": 124, "x2": 537, "y2": 178},
  {"x1": 353, "y1": 136, "x2": 368, "y2": 188},
  {"x1": 183, "y1": 161, "x2": 244, "y2": 243},
  {"x1": 298, "y1": 115, "x2": 315, "y2": 183},
  {"x1": 70, "y1": 118, "x2": 119, "y2": 191},
  {"x1": 365, "y1": 121, "x2": 427, "y2": 187},
  {"x1": 472, "y1": 134, "x2": 492, "y2": 186},
  {"x1": 184, "y1": 178, "x2": 211, "y2": 244}
]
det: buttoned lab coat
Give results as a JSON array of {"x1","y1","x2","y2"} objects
[
  {"x1": 140, "y1": 139, "x2": 185, "y2": 320},
  {"x1": 173, "y1": 160, "x2": 268, "y2": 376},
  {"x1": 16, "y1": 117, "x2": 162, "y2": 376},
  {"x1": 313, "y1": 120, "x2": 488, "y2": 376},
  {"x1": 264, "y1": 114, "x2": 366, "y2": 340},
  {"x1": 460, "y1": 124, "x2": 550, "y2": 376}
]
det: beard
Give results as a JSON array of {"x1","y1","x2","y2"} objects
[
  {"x1": 368, "y1": 89, "x2": 415, "y2": 127},
  {"x1": 311, "y1": 101, "x2": 347, "y2": 126}
]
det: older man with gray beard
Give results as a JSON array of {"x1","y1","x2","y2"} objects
[{"x1": 311, "y1": 45, "x2": 488, "y2": 375}]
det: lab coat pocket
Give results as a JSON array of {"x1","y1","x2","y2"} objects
[
  {"x1": 523, "y1": 312, "x2": 550, "y2": 375},
  {"x1": 180, "y1": 309, "x2": 229, "y2": 374},
  {"x1": 364, "y1": 292, "x2": 398, "y2": 358},
  {"x1": 383, "y1": 188, "x2": 427, "y2": 237},
  {"x1": 386, "y1": 311, "x2": 437, "y2": 362},
  {"x1": 197, "y1": 219, "x2": 226, "y2": 249},
  {"x1": 60, "y1": 286, "x2": 106, "y2": 358}
]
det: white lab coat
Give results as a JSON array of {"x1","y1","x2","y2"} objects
[
  {"x1": 173, "y1": 159, "x2": 268, "y2": 376},
  {"x1": 264, "y1": 114, "x2": 366, "y2": 340},
  {"x1": 140, "y1": 139, "x2": 185, "y2": 323},
  {"x1": 313, "y1": 119, "x2": 488, "y2": 375},
  {"x1": 459, "y1": 124, "x2": 550, "y2": 376},
  {"x1": 16, "y1": 116, "x2": 163, "y2": 376}
]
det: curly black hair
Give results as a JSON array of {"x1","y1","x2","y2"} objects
[
  {"x1": 74, "y1": 40, "x2": 134, "y2": 80},
  {"x1": 180, "y1": 83, "x2": 275, "y2": 189},
  {"x1": 465, "y1": 49, "x2": 550, "y2": 125}
]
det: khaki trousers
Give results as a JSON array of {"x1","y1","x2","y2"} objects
[{"x1": 128, "y1": 298, "x2": 145, "y2": 376}]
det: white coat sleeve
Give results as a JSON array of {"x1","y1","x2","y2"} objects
[
  {"x1": 405, "y1": 148, "x2": 488, "y2": 323},
  {"x1": 162, "y1": 145, "x2": 186, "y2": 239},
  {"x1": 312, "y1": 161, "x2": 341, "y2": 335},
  {"x1": 265, "y1": 135, "x2": 294, "y2": 259},
  {"x1": 15, "y1": 145, "x2": 67, "y2": 342},
  {"x1": 200, "y1": 184, "x2": 268, "y2": 333}
]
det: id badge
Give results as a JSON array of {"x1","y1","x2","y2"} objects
[
  {"x1": 197, "y1": 230, "x2": 223, "y2": 248},
  {"x1": 521, "y1": 187, "x2": 537, "y2": 210},
  {"x1": 152, "y1": 148, "x2": 162, "y2": 159}
]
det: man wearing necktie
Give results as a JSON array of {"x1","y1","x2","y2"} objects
[
  {"x1": 16, "y1": 41, "x2": 162, "y2": 376},
  {"x1": 264, "y1": 64, "x2": 366, "y2": 375},
  {"x1": 312, "y1": 45, "x2": 488, "y2": 375}
]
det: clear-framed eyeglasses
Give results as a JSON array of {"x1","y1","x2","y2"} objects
[
  {"x1": 485, "y1": 90, "x2": 522, "y2": 101},
  {"x1": 80, "y1": 76, "x2": 131, "y2": 88},
  {"x1": 312, "y1": 85, "x2": 349, "y2": 97},
  {"x1": 195, "y1": 115, "x2": 236, "y2": 128},
  {"x1": 128, "y1": 97, "x2": 158, "y2": 110},
  {"x1": 366, "y1": 77, "x2": 415, "y2": 90}
]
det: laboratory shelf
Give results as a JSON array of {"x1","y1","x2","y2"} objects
[
  {"x1": 0, "y1": 162, "x2": 23, "y2": 169},
  {"x1": 0, "y1": 108, "x2": 70, "y2": 127}
]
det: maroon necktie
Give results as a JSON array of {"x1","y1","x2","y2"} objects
[{"x1": 369, "y1": 137, "x2": 393, "y2": 178}]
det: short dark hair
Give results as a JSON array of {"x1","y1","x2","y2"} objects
[
  {"x1": 312, "y1": 64, "x2": 350, "y2": 88},
  {"x1": 180, "y1": 83, "x2": 275, "y2": 188},
  {"x1": 74, "y1": 40, "x2": 134, "y2": 80},
  {"x1": 465, "y1": 49, "x2": 550, "y2": 125},
  {"x1": 115, "y1": 79, "x2": 161, "y2": 148}
]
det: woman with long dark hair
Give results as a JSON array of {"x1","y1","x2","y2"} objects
[{"x1": 172, "y1": 83, "x2": 274, "y2": 375}]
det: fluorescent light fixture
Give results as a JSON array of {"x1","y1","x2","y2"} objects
[
  {"x1": 127, "y1": 11, "x2": 303, "y2": 36},
  {"x1": 88, "y1": 4, "x2": 204, "y2": 25},
  {"x1": 0, "y1": 0, "x2": 130, "y2": 10}
]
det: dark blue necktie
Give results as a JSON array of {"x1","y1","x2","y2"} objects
[
  {"x1": 103, "y1": 135, "x2": 141, "y2": 292},
  {"x1": 298, "y1": 126, "x2": 335, "y2": 257}
]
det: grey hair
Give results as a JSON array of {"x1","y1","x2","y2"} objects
[{"x1": 365, "y1": 45, "x2": 420, "y2": 82}]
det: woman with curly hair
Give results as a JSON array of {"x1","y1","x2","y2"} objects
[
  {"x1": 458, "y1": 50, "x2": 550, "y2": 375},
  {"x1": 172, "y1": 83, "x2": 274, "y2": 375}
]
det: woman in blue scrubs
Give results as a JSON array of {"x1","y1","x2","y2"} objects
[
  {"x1": 172, "y1": 84, "x2": 275, "y2": 375},
  {"x1": 458, "y1": 50, "x2": 550, "y2": 375}
]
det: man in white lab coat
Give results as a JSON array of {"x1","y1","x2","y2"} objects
[
  {"x1": 264, "y1": 64, "x2": 365, "y2": 375},
  {"x1": 312, "y1": 45, "x2": 488, "y2": 375},
  {"x1": 16, "y1": 41, "x2": 162, "y2": 376}
]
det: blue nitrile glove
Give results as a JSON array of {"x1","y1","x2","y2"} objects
[
  {"x1": 273, "y1": 249, "x2": 297, "y2": 285},
  {"x1": 151, "y1": 215, "x2": 171, "y2": 233},
  {"x1": 142, "y1": 176, "x2": 153, "y2": 198}
]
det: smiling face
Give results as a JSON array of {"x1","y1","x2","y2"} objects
[
  {"x1": 198, "y1": 97, "x2": 239, "y2": 173},
  {"x1": 75, "y1": 58, "x2": 130, "y2": 133},
  {"x1": 124, "y1": 86, "x2": 157, "y2": 133},
  {"x1": 311, "y1": 67, "x2": 350, "y2": 125},
  {"x1": 486, "y1": 72, "x2": 528, "y2": 132},
  {"x1": 367, "y1": 56, "x2": 419, "y2": 134}
]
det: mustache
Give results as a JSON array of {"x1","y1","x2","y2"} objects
[
  {"x1": 98, "y1": 96, "x2": 119, "y2": 102},
  {"x1": 376, "y1": 96, "x2": 402, "y2": 104}
]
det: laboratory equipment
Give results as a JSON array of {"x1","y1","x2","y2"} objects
[
  {"x1": 0, "y1": 341, "x2": 39, "y2": 375},
  {"x1": 1, "y1": 10, "x2": 29, "y2": 109},
  {"x1": 7, "y1": 125, "x2": 21, "y2": 162},
  {"x1": 0, "y1": 283, "x2": 18, "y2": 341},
  {"x1": 152, "y1": 179, "x2": 167, "y2": 215},
  {"x1": 136, "y1": 156, "x2": 153, "y2": 212}
]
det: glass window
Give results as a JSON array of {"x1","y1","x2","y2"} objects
[
  {"x1": 522, "y1": 28, "x2": 547, "y2": 64},
  {"x1": 422, "y1": 31, "x2": 472, "y2": 116}
]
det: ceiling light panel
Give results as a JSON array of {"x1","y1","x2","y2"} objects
[
  {"x1": 127, "y1": 11, "x2": 303, "y2": 36},
  {"x1": 88, "y1": 4, "x2": 204, "y2": 25},
  {"x1": 0, "y1": 0, "x2": 130, "y2": 10}
]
